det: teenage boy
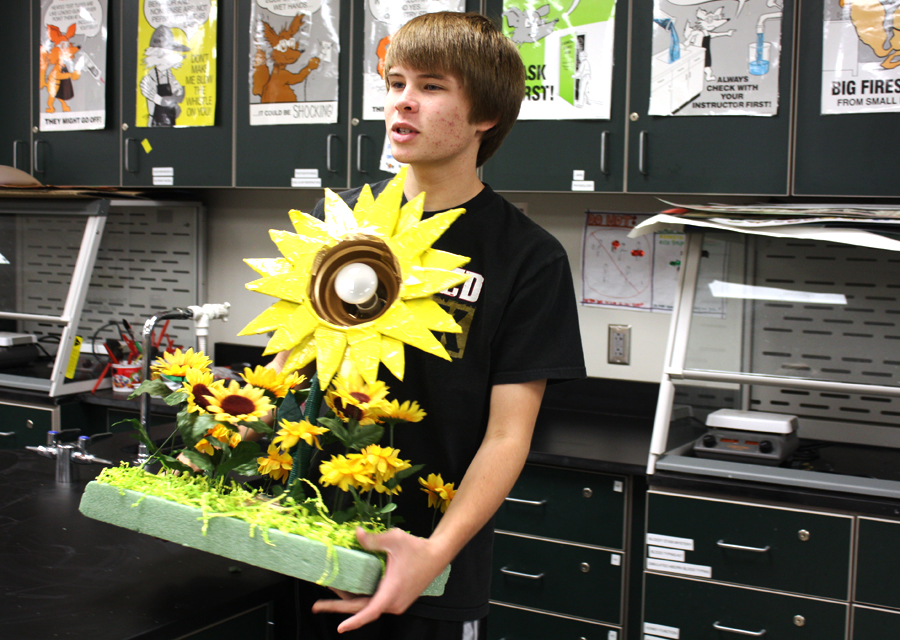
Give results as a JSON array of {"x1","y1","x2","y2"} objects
[{"x1": 290, "y1": 11, "x2": 585, "y2": 639}]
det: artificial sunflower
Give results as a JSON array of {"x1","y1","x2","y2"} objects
[
  {"x1": 240, "y1": 365, "x2": 304, "y2": 399},
  {"x1": 151, "y1": 348, "x2": 212, "y2": 378},
  {"x1": 382, "y1": 399, "x2": 426, "y2": 424},
  {"x1": 203, "y1": 380, "x2": 275, "y2": 425},
  {"x1": 272, "y1": 418, "x2": 329, "y2": 451},
  {"x1": 209, "y1": 423, "x2": 241, "y2": 448},
  {"x1": 437, "y1": 482, "x2": 456, "y2": 513},
  {"x1": 358, "y1": 444, "x2": 411, "y2": 494},
  {"x1": 238, "y1": 167, "x2": 472, "y2": 388},
  {"x1": 257, "y1": 444, "x2": 293, "y2": 482},
  {"x1": 419, "y1": 473, "x2": 449, "y2": 510},
  {"x1": 319, "y1": 454, "x2": 373, "y2": 493},
  {"x1": 194, "y1": 438, "x2": 215, "y2": 456},
  {"x1": 325, "y1": 370, "x2": 390, "y2": 425},
  {"x1": 181, "y1": 368, "x2": 225, "y2": 413}
]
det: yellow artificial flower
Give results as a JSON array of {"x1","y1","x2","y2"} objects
[
  {"x1": 437, "y1": 482, "x2": 456, "y2": 513},
  {"x1": 419, "y1": 473, "x2": 449, "y2": 510},
  {"x1": 203, "y1": 380, "x2": 275, "y2": 425},
  {"x1": 272, "y1": 418, "x2": 329, "y2": 451},
  {"x1": 382, "y1": 399, "x2": 426, "y2": 423},
  {"x1": 358, "y1": 444, "x2": 411, "y2": 494},
  {"x1": 151, "y1": 348, "x2": 212, "y2": 378},
  {"x1": 181, "y1": 368, "x2": 225, "y2": 413},
  {"x1": 238, "y1": 167, "x2": 472, "y2": 388},
  {"x1": 194, "y1": 438, "x2": 215, "y2": 456},
  {"x1": 209, "y1": 423, "x2": 241, "y2": 448},
  {"x1": 319, "y1": 454, "x2": 373, "y2": 493},
  {"x1": 240, "y1": 365, "x2": 305, "y2": 398},
  {"x1": 257, "y1": 444, "x2": 293, "y2": 482},
  {"x1": 325, "y1": 370, "x2": 390, "y2": 425}
]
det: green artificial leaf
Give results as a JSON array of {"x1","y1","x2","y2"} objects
[
  {"x1": 216, "y1": 441, "x2": 262, "y2": 478},
  {"x1": 127, "y1": 419, "x2": 159, "y2": 456},
  {"x1": 284, "y1": 479, "x2": 308, "y2": 503},
  {"x1": 331, "y1": 504, "x2": 358, "y2": 525},
  {"x1": 153, "y1": 454, "x2": 194, "y2": 474},
  {"x1": 278, "y1": 388, "x2": 305, "y2": 424},
  {"x1": 351, "y1": 423, "x2": 385, "y2": 450},
  {"x1": 128, "y1": 378, "x2": 172, "y2": 400},
  {"x1": 375, "y1": 502, "x2": 398, "y2": 515},
  {"x1": 112, "y1": 417, "x2": 142, "y2": 434},
  {"x1": 183, "y1": 414, "x2": 219, "y2": 446},
  {"x1": 386, "y1": 463, "x2": 425, "y2": 489},
  {"x1": 320, "y1": 416, "x2": 350, "y2": 445},
  {"x1": 243, "y1": 419, "x2": 274, "y2": 437},
  {"x1": 180, "y1": 449, "x2": 215, "y2": 474},
  {"x1": 164, "y1": 390, "x2": 189, "y2": 406}
]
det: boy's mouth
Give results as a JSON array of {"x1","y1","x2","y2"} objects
[{"x1": 392, "y1": 123, "x2": 419, "y2": 135}]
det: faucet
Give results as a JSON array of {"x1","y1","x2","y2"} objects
[{"x1": 27, "y1": 431, "x2": 114, "y2": 483}]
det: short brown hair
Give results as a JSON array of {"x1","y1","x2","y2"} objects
[{"x1": 384, "y1": 12, "x2": 525, "y2": 168}]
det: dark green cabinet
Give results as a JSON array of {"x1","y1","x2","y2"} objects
[
  {"x1": 0, "y1": 399, "x2": 87, "y2": 448},
  {"x1": 644, "y1": 572, "x2": 848, "y2": 640},
  {"x1": 480, "y1": 0, "x2": 630, "y2": 193},
  {"x1": 792, "y1": 1, "x2": 900, "y2": 196},
  {"x1": 856, "y1": 518, "x2": 900, "y2": 610},
  {"x1": 852, "y1": 606, "x2": 900, "y2": 640},
  {"x1": 625, "y1": 0, "x2": 794, "y2": 195},
  {"x1": 488, "y1": 603, "x2": 617, "y2": 640},
  {"x1": 2, "y1": 1, "x2": 32, "y2": 173}
]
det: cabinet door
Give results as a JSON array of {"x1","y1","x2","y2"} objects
[
  {"x1": 495, "y1": 464, "x2": 626, "y2": 549},
  {"x1": 480, "y1": 0, "x2": 629, "y2": 192},
  {"x1": 2, "y1": 1, "x2": 32, "y2": 173},
  {"x1": 856, "y1": 517, "x2": 900, "y2": 610},
  {"x1": 120, "y1": 0, "x2": 234, "y2": 187},
  {"x1": 644, "y1": 572, "x2": 848, "y2": 640},
  {"x1": 792, "y1": 1, "x2": 900, "y2": 196},
  {"x1": 852, "y1": 606, "x2": 900, "y2": 640},
  {"x1": 348, "y1": 1, "x2": 481, "y2": 188},
  {"x1": 646, "y1": 491, "x2": 852, "y2": 600},
  {"x1": 625, "y1": 0, "x2": 794, "y2": 194},
  {"x1": 0, "y1": 403, "x2": 53, "y2": 449},
  {"x1": 488, "y1": 603, "x2": 619, "y2": 640},
  {"x1": 492, "y1": 533, "x2": 623, "y2": 624},
  {"x1": 234, "y1": 1, "x2": 350, "y2": 188},
  {"x1": 32, "y1": 0, "x2": 121, "y2": 186}
]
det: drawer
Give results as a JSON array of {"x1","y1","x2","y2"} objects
[
  {"x1": 488, "y1": 603, "x2": 619, "y2": 640},
  {"x1": 852, "y1": 605, "x2": 900, "y2": 640},
  {"x1": 856, "y1": 517, "x2": 900, "y2": 609},
  {"x1": 646, "y1": 491, "x2": 852, "y2": 599},
  {"x1": 496, "y1": 464, "x2": 626, "y2": 549},
  {"x1": 644, "y1": 572, "x2": 848, "y2": 640},
  {"x1": 492, "y1": 533, "x2": 622, "y2": 624}
]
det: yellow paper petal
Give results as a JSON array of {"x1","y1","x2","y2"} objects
[
  {"x1": 315, "y1": 325, "x2": 348, "y2": 388},
  {"x1": 270, "y1": 229, "x2": 328, "y2": 263},
  {"x1": 243, "y1": 257, "x2": 293, "y2": 277},
  {"x1": 396, "y1": 190, "x2": 425, "y2": 235},
  {"x1": 353, "y1": 183, "x2": 399, "y2": 238},
  {"x1": 401, "y1": 266, "x2": 471, "y2": 300},
  {"x1": 288, "y1": 208, "x2": 331, "y2": 241},
  {"x1": 388, "y1": 207, "x2": 466, "y2": 265},
  {"x1": 324, "y1": 189, "x2": 359, "y2": 238},
  {"x1": 238, "y1": 299, "x2": 299, "y2": 336},
  {"x1": 245, "y1": 272, "x2": 311, "y2": 305},
  {"x1": 283, "y1": 336, "x2": 317, "y2": 374},
  {"x1": 405, "y1": 298, "x2": 462, "y2": 333},
  {"x1": 362, "y1": 166, "x2": 406, "y2": 237},
  {"x1": 419, "y1": 248, "x2": 470, "y2": 272},
  {"x1": 264, "y1": 303, "x2": 320, "y2": 355},
  {"x1": 375, "y1": 302, "x2": 451, "y2": 362},
  {"x1": 380, "y1": 336, "x2": 405, "y2": 381},
  {"x1": 347, "y1": 328, "x2": 382, "y2": 385}
]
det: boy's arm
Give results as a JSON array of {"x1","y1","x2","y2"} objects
[{"x1": 311, "y1": 378, "x2": 547, "y2": 632}]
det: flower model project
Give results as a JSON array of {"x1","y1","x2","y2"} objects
[{"x1": 79, "y1": 169, "x2": 469, "y2": 595}]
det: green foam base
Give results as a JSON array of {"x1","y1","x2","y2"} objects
[{"x1": 79, "y1": 481, "x2": 449, "y2": 596}]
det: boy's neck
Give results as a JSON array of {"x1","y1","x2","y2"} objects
[{"x1": 403, "y1": 163, "x2": 485, "y2": 212}]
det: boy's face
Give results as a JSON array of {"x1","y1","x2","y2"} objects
[{"x1": 385, "y1": 66, "x2": 495, "y2": 170}]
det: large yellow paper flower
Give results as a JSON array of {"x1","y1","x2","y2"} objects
[{"x1": 238, "y1": 167, "x2": 472, "y2": 388}]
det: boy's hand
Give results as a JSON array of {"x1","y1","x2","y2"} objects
[{"x1": 311, "y1": 527, "x2": 447, "y2": 633}]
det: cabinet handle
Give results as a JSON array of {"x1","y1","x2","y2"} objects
[
  {"x1": 504, "y1": 497, "x2": 547, "y2": 506},
  {"x1": 34, "y1": 139, "x2": 48, "y2": 173},
  {"x1": 356, "y1": 134, "x2": 370, "y2": 174},
  {"x1": 124, "y1": 138, "x2": 139, "y2": 173},
  {"x1": 0, "y1": 432, "x2": 15, "y2": 438},
  {"x1": 13, "y1": 140, "x2": 27, "y2": 170},
  {"x1": 717, "y1": 540, "x2": 771, "y2": 553},
  {"x1": 712, "y1": 621, "x2": 766, "y2": 637},
  {"x1": 326, "y1": 134, "x2": 338, "y2": 173},
  {"x1": 638, "y1": 130, "x2": 648, "y2": 175},
  {"x1": 600, "y1": 131, "x2": 609, "y2": 175},
  {"x1": 500, "y1": 567, "x2": 544, "y2": 580}
]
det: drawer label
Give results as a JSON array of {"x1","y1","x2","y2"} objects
[
  {"x1": 645, "y1": 635, "x2": 671, "y2": 640},
  {"x1": 647, "y1": 546, "x2": 685, "y2": 562},
  {"x1": 646, "y1": 533, "x2": 694, "y2": 551},
  {"x1": 647, "y1": 558, "x2": 712, "y2": 579},
  {"x1": 644, "y1": 622, "x2": 680, "y2": 639}
]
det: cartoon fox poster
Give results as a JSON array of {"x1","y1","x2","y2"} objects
[
  {"x1": 248, "y1": 0, "x2": 340, "y2": 126},
  {"x1": 135, "y1": 0, "x2": 217, "y2": 128},
  {"x1": 39, "y1": 0, "x2": 108, "y2": 132}
]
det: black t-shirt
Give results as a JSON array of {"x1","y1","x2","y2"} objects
[{"x1": 309, "y1": 181, "x2": 585, "y2": 620}]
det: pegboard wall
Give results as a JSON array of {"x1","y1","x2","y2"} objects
[
  {"x1": 746, "y1": 236, "x2": 900, "y2": 428},
  {"x1": 18, "y1": 202, "x2": 205, "y2": 354}
]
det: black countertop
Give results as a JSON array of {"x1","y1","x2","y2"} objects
[{"x1": 0, "y1": 432, "x2": 293, "y2": 640}]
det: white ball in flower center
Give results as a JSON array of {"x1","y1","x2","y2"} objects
[{"x1": 334, "y1": 262, "x2": 379, "y2": 305}]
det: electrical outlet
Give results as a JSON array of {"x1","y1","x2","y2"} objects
[{"x1": 608, "y1": 324, "x2": 631, "y2": 365}]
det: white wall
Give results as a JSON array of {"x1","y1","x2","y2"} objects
[{"x1": 199, "y1": 188, "x2": 748, "y2": 383}]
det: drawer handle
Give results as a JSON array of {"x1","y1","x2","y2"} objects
[
  {"x1": 713, "y1": 621, "x2": 766, "y2": 637},
  {"x1": 717, "y1": 540, "x2": 771, "y2": 553},
  {"x1": 504, "y1": 497, "x2": 547, "y2": 507},
  {"x1": 500, "y1": 567, "x2": 544, "y2": 580},
  {"x1": 0, "y1": 432, "x2": 15, "y2": 437}
]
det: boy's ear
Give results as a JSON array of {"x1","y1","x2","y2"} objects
[{"x1": 475, "y1": 118, "x2": 499, "y2": 136}]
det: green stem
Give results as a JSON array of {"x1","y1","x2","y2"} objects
[{"x1": 286, "y1": 374, "x2": 323, "y2": 488}]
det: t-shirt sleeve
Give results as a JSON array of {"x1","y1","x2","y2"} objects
[{"x1": 490, "y1": 252, "x2": 586, "y2": 385}]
